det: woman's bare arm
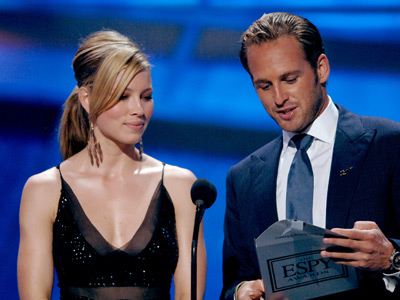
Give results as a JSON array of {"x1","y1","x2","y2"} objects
[
  {"x1": 164, "y1": 165, "x2": 207, "y2": 300},
  {"x1": 18, "y1": 168, "x2": 60, "y2": 300}
]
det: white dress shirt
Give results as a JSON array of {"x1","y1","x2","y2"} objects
[
  {"x1": 276, "y1": 98, "x2": 338, "y2": 228},
  {"x1": 276, "y1": 98, "x2": 399, "y2": 291}
]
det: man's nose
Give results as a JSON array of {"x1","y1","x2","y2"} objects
[{"x1": 274, "y1": 85, "x2": 288, "y2": 106}]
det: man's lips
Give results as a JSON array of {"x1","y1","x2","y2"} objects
[{"x1": 277, "y1": 107, "x2": 296, "y2": 120}]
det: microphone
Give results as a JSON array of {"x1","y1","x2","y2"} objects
[
  {"x1": 191, "y1": 178, "x2": 217, "y2": 209},
  {"x1": 190, "y1": 178, "x2": 217, "y2": 300}
]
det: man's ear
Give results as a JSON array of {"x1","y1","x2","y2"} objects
[
  {"x1": 78, "y1": 87, "x2": 90, "y2": 113},
  {"x1": 317, "y1": 54, "x2": 330, "y2": 85}
]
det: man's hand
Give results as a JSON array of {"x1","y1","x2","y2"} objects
[
  {"x1": 236, "y1": 280, "x2": 264, "y2": 300},
  {"x1": 236, "y1": 280, "x2": 289, "y2": 300},
  {"x1": 321, "y1": 221, "x2": 394, "y2": 271}
]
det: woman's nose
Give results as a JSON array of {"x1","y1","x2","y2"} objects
[{"x1": 129, "y1": 97, "x2": 144, "y2": 116}]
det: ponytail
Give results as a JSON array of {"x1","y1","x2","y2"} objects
[{"x1": 59, "y1": 86, "x2": 89, "y2": 159}]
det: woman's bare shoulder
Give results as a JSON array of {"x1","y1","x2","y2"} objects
[
  {"x1": 143, "y1": 155, "x2": 195, "y2": 181},
  {"x1": 21, "y1": 167, "x2": 61, "y2": 217},
  {"x1": 162, "y1": 163, "x2": 196, "y2": 207},
  {"x1": 164, "y1": 163, "x2": 196, "y2": 182},
  {"x1": 24, "y1": 167, "x2": 60, "y2": 191}
]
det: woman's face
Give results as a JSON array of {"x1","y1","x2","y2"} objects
[{"x1": 94, "y1": 70, "x2": 154, "y2": 148}]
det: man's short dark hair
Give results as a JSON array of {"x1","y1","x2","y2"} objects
[{"x1": 239, "y1": 12, "x2": 325, "y2": 75}]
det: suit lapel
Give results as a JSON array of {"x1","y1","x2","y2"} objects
[
  {"x1": 250, "y1": 136, "x2": 282, "y2": 231},
  {"x1": 326, "y1": 105, "x2": 376, "y2": 229}
]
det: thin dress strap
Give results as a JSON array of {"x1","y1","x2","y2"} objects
[
  {"x1": 161, "y1": 162, "x2": 166, "y2": 184},
  {"x1": 56, "y1": 164, "x2": 65, "y2": 187}
]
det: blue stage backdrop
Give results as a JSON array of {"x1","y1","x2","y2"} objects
[{"x1": 1, "y1": 1, "x2": 400, "y2": 299}]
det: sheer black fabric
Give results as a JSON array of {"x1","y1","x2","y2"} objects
[{"x1": 53, "y1": 164, "x2": 178, "y2": 300}]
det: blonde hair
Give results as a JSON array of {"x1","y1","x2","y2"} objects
[{"x1": 59, "y1": 30, "x2": 150, "y2": 159}]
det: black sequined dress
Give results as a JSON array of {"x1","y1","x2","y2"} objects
[{"x1": 53, "y1": 164, "x2": 178, "y2": 300}]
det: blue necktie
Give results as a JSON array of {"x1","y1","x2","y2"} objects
[{"x1": 286, "y1": 134, "x2": 314, "y2": 224}]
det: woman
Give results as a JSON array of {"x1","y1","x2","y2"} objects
[{"x1": 17, "y1": 30, "x2": 206, "y2": 300}]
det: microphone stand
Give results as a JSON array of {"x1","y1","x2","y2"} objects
[{"x1": 191, "y1": 201, "x2": 205, "y2": 300}]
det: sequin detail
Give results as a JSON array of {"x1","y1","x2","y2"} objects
[{"x1": 53, "y1": 165, "x2": 178, "y2": 299}]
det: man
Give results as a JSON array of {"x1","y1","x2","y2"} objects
[{"x1": 221, "y1": 12, "x2": 400, "y2": 300}]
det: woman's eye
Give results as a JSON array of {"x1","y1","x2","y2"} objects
[
  {"x1": 119, "y1": 95, "x2": 128, "y2": 101},
  {"x1": 143, "y1": 95, "x2": 153, "y2": 101}
]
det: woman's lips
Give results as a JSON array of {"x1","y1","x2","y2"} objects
[{"x1": 124, "y1": 122, "x2": 144, "y2": 130}]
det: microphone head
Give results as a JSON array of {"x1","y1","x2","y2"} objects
[{"x1": 190, "y1": 178, "x2": 217, "y2": 209}]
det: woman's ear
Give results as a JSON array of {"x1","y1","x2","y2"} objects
[
  {"x1": 317, "y1": 54, "x2": 330, "y2": 85},
  {"x1": 78, "y1": 87, "x2": 90, "y2": 113}
]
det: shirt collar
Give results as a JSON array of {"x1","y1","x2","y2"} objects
[{"x1": 282, "y1": 97, "x2": 338, "y2": 151}]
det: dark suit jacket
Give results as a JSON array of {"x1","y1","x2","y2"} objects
[{"x1": 221, "y1": 105, "x2": 400, "y2": 300}]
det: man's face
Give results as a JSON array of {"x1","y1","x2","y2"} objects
[{"x1": 246, "y1": 35, "x2": 329, "y2": 133}]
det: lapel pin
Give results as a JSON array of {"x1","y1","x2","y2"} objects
[{"x1": 340, "y1": 166, "x2": 353, "y2": 176}]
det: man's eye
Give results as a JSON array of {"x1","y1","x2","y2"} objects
[
  {"x1": 258, "y1": 84, "x2": 270, "y2": 90},
  {"x1": 286, "y1": 77, "x2": 298, "y2": 83}
]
